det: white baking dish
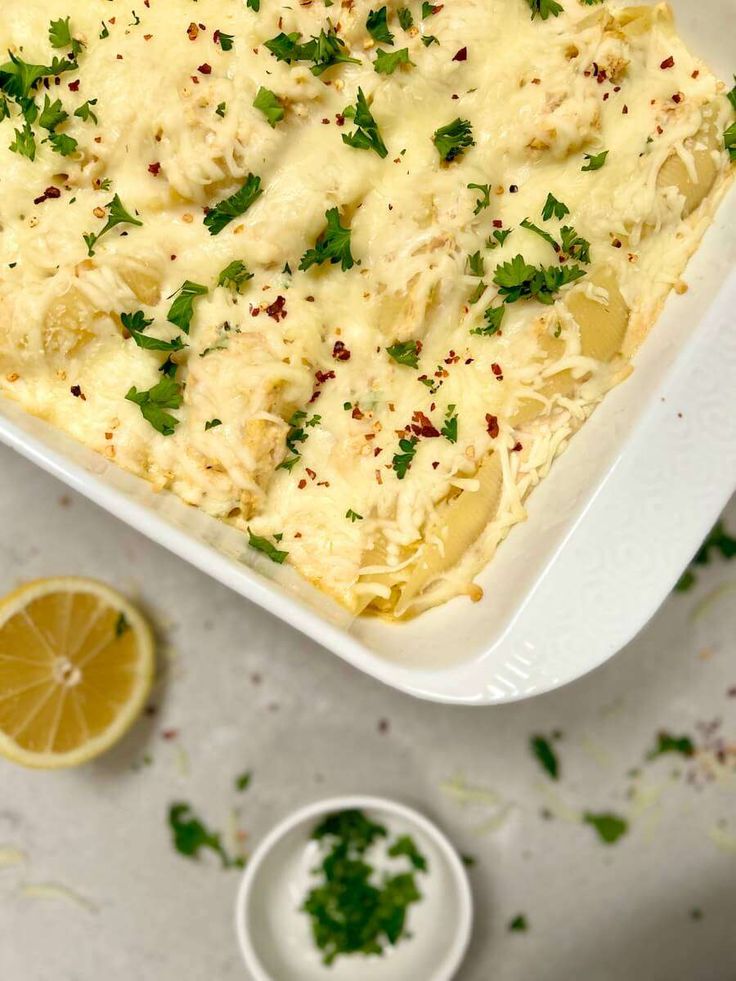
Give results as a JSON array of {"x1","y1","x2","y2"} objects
[{"x1": 1, "y1": 1, "x2": 735, "y2": 705}]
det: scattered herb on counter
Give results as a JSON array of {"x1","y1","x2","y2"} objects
[
  {"x1": 583, "y1": 810, "x2": 628, "y2": 844},
  {"x1": 204, "y1": 173, "x2": 263, "y2": 235},
  {"x1": 302, "y1": 808, "x2": 428, "y2": 965},
  {"x1": 530, "y1": 734, "x2": 560, "y2": 780},
  {"x1": 646, "y1": 731, "x2": 695, "y2": 760},
  {"x1": 235, "y1": 770, "x2": 252, "y2": 792},
  {"x1": 675, "y1": 520, "x2": 736, "y2": 591},
  {"x1": 508, "y1": 913, "x2": 529, "y2": 932},
  {"x1": 168, "y1": 803, "x2": 244, "y2": 869},
  {"x1": 461, "y1": 853, "x2": 477, "y2": 867}
]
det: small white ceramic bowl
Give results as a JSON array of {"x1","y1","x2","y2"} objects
[{"x1": 234, "y1": 795, "x2": 473, "y2": 981}]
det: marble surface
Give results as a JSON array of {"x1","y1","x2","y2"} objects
[{"x1": 1, "y1": 442, "x2": 735, "y2": 981}]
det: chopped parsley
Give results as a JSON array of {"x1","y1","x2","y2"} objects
[
  {"x1": 421, "y1": 35, "x2": 439, "y2": 47},
  {"x1": 47, "y1": 132, "x2": 78, "y2": 157},
  {"x1": 49, "y1": 17, "x2": 84, "y2": 57},
  {"x1": 493, "y1": 254, "x2": 585, "y2": 304},
  {"x1": 374, "y1": 47, "x2": 411, "y2": 75},
  {"x1": 125, "y1": 375, "x2": 183, "y2": 436},
  {"x1": 302, "y1": 809, "x2": 427, "y2": 966},
  {"x1": 526, "y1": 0, "x2": 564, "y2": 19},
  {"x1": 168, "y1": 803, "x2": 243, "y2": 869},
  {"x1": 346, "y1": 508, "x2": 364, "y2": 522},
  {"x1": 433, "y1": 117, "x2": 475, "y2": 162},
  {"x1": 519, "y1": 217, "x2": 558, "y2": 250},
  {"x1": 466, "y1": 250, "x2": 485, "y2": 277},
  {"x1": 583, "y1": 811, "x2": 628, "y2": 844},
  {"x1": 247, "y1": 529, "x2": 289, "y2": 564},
  {"x1": 397, "y1": 7, "x2": 414, "y2": 29},
  {"x1": 542, "y1": 192, "x2": 570, "y2": 220},
  {"x1": 392, "y1": 436, "x2": 418, "y2": 479},
  {"x1": 471, "y1": 304, "x2": 505, "y2": 335},
  {"x1": 440, "y1": 405, "x2": 458, "y2": 443},
  {"x1": 74, "y1": 99, "x2": 98, "y2": 124},
  {"x1": 9, "y1": 123, "x2": 35, "y2": 160},
  {"x1": 582, "y1": 149, "x2": 609, "y2": 171},
  {"x1": 530, "y1": 734, "x2": 559, "y2": 779},
  {"x1": 216, "y1": 31, "x2": 234, "y2": 52},
  {"x1": 204, "y1": 174, "x2": 263, "y2": 235},
  {"x1": 646, "y1": 731, "x2": 695, "y2": 760},
  {"x1": 366, "y1": 7, "x2": 394, "y2": 45},
  {"x1": 121, "y1": 311, "x2": 185, "y2": 351},
  {"x1": 265, "y1": 26, "x2": 360, "y2": 76},
  {"x1": 342, "y1": 88, "x2": 388, "y2": 158},
  {"x1": 488, "y1": 227, "x2": 512, "y2": 249},
  {"x1": 509, "y1": 914, "x2": 529, "y2": 932},
  {"x1": 387, "y1": 340, "x2": 420, "y2": 367},
  {"x1": 38, "y1": 96, "x2": 68, "y2": 132},
  {"x1": 166, "y1": 281, "x2": 208, "y2": 334},
  {"x1": 278, "y1": 409, "x2": 320, "y2": 470},
  {"x1": 235, "y1": 770, "x2": 252, "y2": 792},
  {"x1": 300, "y1": 208, "x2": 355, "y2": 272},
  {"x1": 468, "y1": 182, "x2": 491, "y2": 214},
  {"x1": 83, "y1": 194, "x2": 142, "y2": 256},
  {"x1": 253, "y1": 86, "x2": 285, "y2": 127},
  {"x1": 520, "y1": 218, "x2": 591, "y2": 263},
  {"x1": 217, "y1": 260, "x2": 253, "y2": 293},
  {"x1": 115, "y1": 612, "x2": 130, "y2": 637},
  {"x1": 205, "y1": 418, "x2": 222, "y2": 431},
  {"x1": 247, "y1": 0, "x2": 260, "y2": 9},
  {"x1": 675, "y1": 520, "x2": 736, "y2": 591}
]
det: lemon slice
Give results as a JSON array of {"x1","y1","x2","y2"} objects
[{"x1": 0, "y1": 577, "x2": 154, "y2": 769}]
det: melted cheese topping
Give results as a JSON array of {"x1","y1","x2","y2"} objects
[{"x1": 0, "y1": 0, "x2": 732, "y2": 617}]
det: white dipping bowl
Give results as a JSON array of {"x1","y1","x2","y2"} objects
[{"x1": 234, "y1": 795, "x2": 473, "y2": 981}]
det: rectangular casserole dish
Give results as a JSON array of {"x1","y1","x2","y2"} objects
[{"x1": 0, "y1": 0, "x2": 734, "y2": 704}]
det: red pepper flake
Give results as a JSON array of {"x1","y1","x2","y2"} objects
[
  {"x1": 351, "y1": 406, "x2": 364, "y2": 420},
  {"x1": 410, "y1": 411, "x2": 440, "y2": 438},
  {"x1": 611, "y1": 238, "x2": 622, "y2": 249},
  {"x1": 622, "y1": 104, "x2": 628, "y2": 114},
  {"x1": 660, "y1": 55, "x2": 675, "y2": 70},
  {"x1": 298, "y1": 479, "x2": 307, "y2": 489},
  {"x1": 198, "y1": 63, "x2": 212, "y2": 75},
  {"x1": 148, "y1": 162, "x2": 161, "y2": 176},
  {"x1": 485, "y1": 413, "x2": 499, "y2": 438},
  {"x1": 250, "y1": 306, "x2": 261, "y2": 317},
  {"x1": 491, "y1": 362, "x2": 503, "y2": 380},
  {"x1": 187, "y1": 22, "x2": 199, "y2": 40},
  {"x1": 431, "y1": 461, "x2": 440, "y2": 469},
  {"x1": 691, "y1": 69, "x2": 700, "y2": 79},
  {"x1": 672, "y1": 92, "x2": 683, "y2": 104},
  {"x1": 68, "y1": 79, "x2": 80, "y2": 92},
  {"x1": 308, "y1": 390, "x2": 321, "y2": 404},
  {"x1": 452, "y1": 47, "x2": 467, "y2": 62},
  {"x1": 70, "y1": 385, "x2": 86, "y2": 401},
  {"x1": 492, "y1": 219, "x2": 503, "y2": 228},
  {"x1": 332, "y1": 340, "x2": 351, "y2": 361},
  {"x1": 374, "y1": 447, "x2": 382, "y2": 457},
  {"x1": 266, "y1": 295, "x2": 287, "y2": 321},
  {"x1": 511, "y1": 441, "x2": 523, "y2": 452},
  {"x1": 306, "y1": 468, "x2": 316, "y2": 480},
  {"x1": 315, "y1": 369, "x2": 335, "y2": 385},
  {"x1": 602, "y1": 92, "x2": 609, "y2": 102},
  {"x1": 33, "y1": 186, "x2": 61, "y2": 205},
  {"x1": 335, "y1": 113, "x2": 345, "y2": 127}
]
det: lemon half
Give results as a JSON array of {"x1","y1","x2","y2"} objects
[{"x1": 0, "y1": 577, "x2": 154, "y2": 769}]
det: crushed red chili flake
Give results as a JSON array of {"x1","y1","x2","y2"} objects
[
  {"x1": 198, "y1": 63, "x2": 212, "y2": 75},
  {"x1": 351, "y1": 406, "x2": 365, "y2": 420},
  {"x1": 511, "y1": 441, "x2": 523, "y2": 452},
  {"x1": 612, "y1": 238, "x2": 622, "y2": 248},
  {"x1": 622, "y1": 104, "x2": 628, "y2": 114},
  {"x1": 431, "y1": 461, "x2": 440, "y2": 469},
  {"x1": 492, "y1": 219, "x2": 503, "y2": 228},
  {"x1": 672, "y1": 92, "x2": 683, "y2": 103},
  {"x1": 410, "y1": 411, "x2": 440, "y2": 438},
  {"x1": 691, "y1": 69, "x2": 700, "y2": 79},
  {"x1": 70, "y1": 385, "x2": 86, "y2": 401},
  {"x1": 491, "y1": 362, "x2": 503, "y2": 379},
  {"x1": 266, "y1": 295, "x2": 287, "y2": 321},
  {"x1": 148, "y1": 162, "x2": 161, "y2": 176},
  {"x1": 452, "y1": 47, "x2": 467, "y2": 62},
  {"x1": 374, "y1": 447, "x2": 382, "y2": 456},
  {"x1": 335, "y1": 113, "x2": 345, "y2": 126},
  {"x1": 250, "y1": 306, "x2": 261, "y2": 317},
  {"x1": 187, "y1": 22, "x2": 199, "y2": 40},
  {"x1": 298, "y1": 478, "x2": 307, "y2": 489},
  {"x1": 603, "y1": 93, "x2": 610, "y2": 102},
  {"x1": 306, "y1": 468, "x2": 316, "y2": 480},
  {"x1": 332, "y1": 340, "x2": 351, "y2": 361},
  {"x1": 315, "y1": 369, "x2": 335, "y2": 385},
  {"x1": 34, "y1": 186, "x2": 62, "y2": 205},
  {"x1": 485, "y1": 414, "x2": 499, "y2": 438},
  {"x1": 68, "y1": 79, "x2": 80, "y2": 92},
  {"x1": 660, "y1": 55, "x2": 675, "y2": 69},
  {"x1": 308, "y1": 390, "x2": 321, "y2": 404}
]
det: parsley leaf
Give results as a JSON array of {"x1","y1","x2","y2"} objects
[
  {"x1": 374, "y1": 47, "x2": 411, "y2": 75},
  {"x1": 83, "y1": 194, "x2": 142, "y2": 256},
  {"x1": 468, "y1": 182, "x2": 491, "y2": 215},
  {"x1": 125, "y1": 376, "x2": 183, "y2": 436},
  {"x1": 582, "y1": 149, "x2": 608, "y2": 171},
  {"x1": 433, "y1": 117, "x2": 475, "y2": 162},
  {"x1": 205, "y1": 418, "x2": 222, "y2": 431},
  {"x1": 421, "y1": 35, "x2": 439, "y2": 47},
  {"x1": 366, "y1": 7, "x2": 394, "y2": 44},
  {"x1": 646, "y1": 731, "x2": 695, "y2": 760},
  {"x1": 488, "y1": 228, "x2": 512, "y2": 249},
  {"x1": 541, "y1": 192, "x2": 570, "y2": 221},
  {"x1": 387, "y1": 835, "x2": 428, "y2": 871},
  {"x1": 217, "y1": 259, "x2": 253, "y2": 292},
  {"x1": 216, "y1": 31, "x2": 234, "y2": 52},
  {"x1": 583, "y1": 811, "x2": 628, "y2": 845},
  {"x1": 300, "y1": 208, "x2": 355, "y2": 272},
  {"x1": 386, "y1": 340, "x2": 420, "y2": 367},
  {"x1": 509, "y1": 914, "x2": 529, "y2": 932},
  {"x1": 559, "y1": 225, "x2": 591, "y2": 263},
  {"x1": 166, "y1": 281, "x2": 208, "y2": 334},
  {"x1": 74, "y1": 99, "x2": 98, "y2": 124},
  {"x1": 204, "y1": 174, "x2": 262, "y2": 235},
  {"x1": 0, "y1": 52, "x2": 76, "y2": 103},
  {"x1": 265, "y1": 26, "x2": 360, "y2": 76},
  {"x1": 235, "y1": 770, "x2": 252, "y2": 791},
  {"x1": 466, "y1": 251, "x2": 485, "y2": 277},
  {"x1": 493, "y1": 254, "x2": 585, "y2": 304},
  {"x1": 440, "y1": 405, "x2": 458, "y2": 443},
  {"x1": 526, "y1": 0, "x2": 564, "y2": 19},
  {"x1": 247, "y1": 0, "x2": 261, "y2": 9},
  {"x1": 9, "y1": 122, "x2": 36, "y2": 160},
  {"x1": 530, "y1": 734, "x2": 559, "y2": 779},
  {"x1": 277, "y1": 409, "x2": 321, "y2": 470},
  {"x1": 342, "y1": 88, "x2": 388, "y2": 158},
  {"x1": 168, "y1": 803, "x2": 242, "y2": 868},
  {"x1": 392, "y1": 436, "x2": 418, "y2": 479},
  {"x1": 397, "y1": 7, "x2": 414, "y2": 29},
  {"x1": 38, "y1": 95, "x2": 68, "y2": 131},
  {"x1": 725, "y1": 120, "x2": 736, "y2": 162},
  {"x1": 346, "y1": 508, "x2": 364, "y2": 522},
  {"x1": 520, "y1": 217, "x2": 558, "y2": 250},
  {"x1": 253, "y1": 86, "x2": 285, "y2": 127},
  {"x1": 49, "y1": 17, "x2": 84, "y2": 57},
  {"x1": 47, "y1": 131, "x2": 78, "y2": 156},
  {"x1": 122, "y1": 311, "x2": 185, "y2": 351},
  {"x1": 471, "y1": 304, "x2": 505, "y2": 335},
  {"x1": 248, "y1": 529, "x2": 289, "y2": 563},
  {"x1": 675, "y1": 520, "x2": 736, "y2": 590}
]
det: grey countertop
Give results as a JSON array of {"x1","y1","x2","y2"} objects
[{"x1": 1, "y1": 443, "x2": 735, "y2": 981}]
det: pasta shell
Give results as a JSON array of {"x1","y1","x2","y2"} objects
[
  {"x1": 656, "y1": 124, "x2": 719, "y2": 218},
  {"x1": 566, "y1": 268, "x2": 629, "y2": 362},
  {"x1": 397, "y1": 451, "x2": 503, "y2": 610},
  {"x1": 43, "y1": 288, "x2": 98, "y2": 358}
]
